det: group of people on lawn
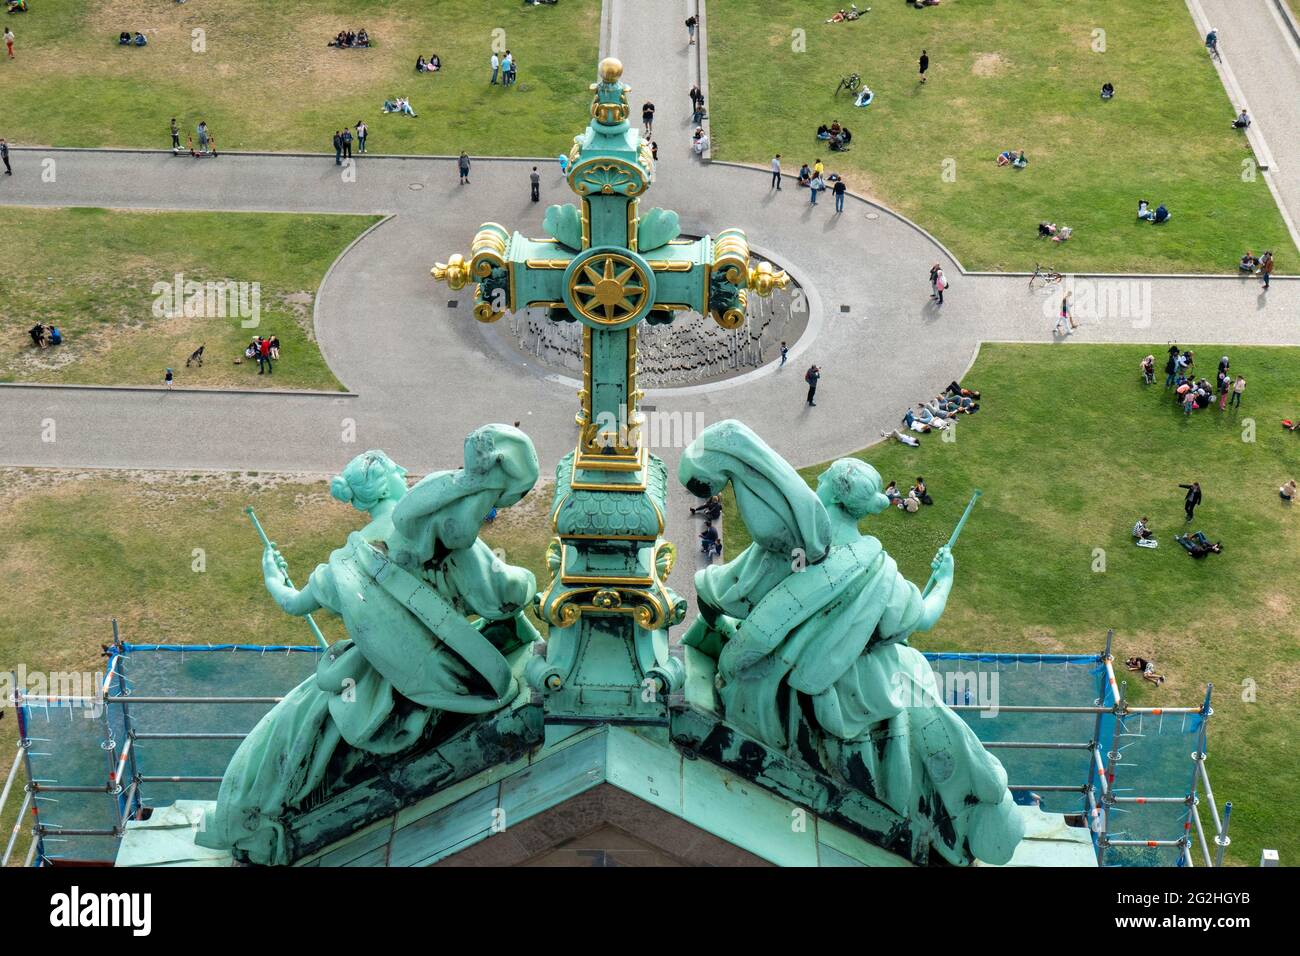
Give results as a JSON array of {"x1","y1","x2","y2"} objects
[
  {"x1": 1146, "y1": 347, "x2": 1245, "y2": 416},
  {"x1": 329, "y1": 29, "x2": 370, "y2": 49},
  {"x1": 879, "y1": 380, "x2": 982, "y2": 460}
]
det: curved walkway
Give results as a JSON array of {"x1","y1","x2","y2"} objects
[{"x1": 0, "y1": 2, "x2": 1297, "y2": 476}]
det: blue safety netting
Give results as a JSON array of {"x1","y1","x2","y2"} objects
[
  {"x1": 922, "y1": 651, "x2": 1208, "y2": 867},
  {"x1": 17, "y1": 643, "x2": 320, "y2": 865},
  {"x1": 15, "y1": 646, "x2": 1209, "y2": 866}
]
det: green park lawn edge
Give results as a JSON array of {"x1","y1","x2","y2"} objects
[
  {"x1": 0, "y1": 207, "x2": 381, "y2": 390},
  {"x1": 719, "y1": 342, "x2": 1300, "y2": 867},
  {"x1": 708, "y1": 0, "x2": 1299, "y2": 275},
  {"x1": 4, "y1": 0, "x2": 599, "y2": 157}
]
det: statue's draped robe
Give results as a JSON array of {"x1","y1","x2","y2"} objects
[
  {"x1": 697, "y1": 536, "x2": 1018, "y2": 864},
  {"x1": 196, "y1": 533, "x2": 532, "y2": 865}
]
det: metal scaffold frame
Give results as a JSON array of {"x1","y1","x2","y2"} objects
[
  {"x1": 2, "y1": 626, "x2": 1239, "y2": 867},
  {"x1": 1, "y1": 620, "x2": 318, "y2": 867},
  {"x1": 936, "y1": 630, "x2": 1232, "y2": 866}
]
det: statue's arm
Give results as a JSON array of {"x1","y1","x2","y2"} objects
[
  {"x1": 262, "y1": 545, "x2": 324, "y2": 616},
  {"x1": 913, "y1": 546, "x2": 954, "y2": 633}
]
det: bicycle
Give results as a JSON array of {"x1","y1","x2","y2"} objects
[
  {"x1": 835, "y1": 72, "x2": 862, "y2": 95},
  {"x1": 1028, "y1": 262, "x2": 1063, "y2": 291}
]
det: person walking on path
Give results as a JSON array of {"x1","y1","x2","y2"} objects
[
  {"x1": 919, "y1": 49, "x2": 929, "y2": 83},
  {"x1": 833, "y1": 176, "x2": 847, "y2": 213},
  {"x1": 805, "y1": 365, "x2": 821, "y2": 406},
  {"x1": 458, "y1": 151, "x2": 471, "y2": 184},
  {"x1": 0, "y1": 139, "x2": 10, "y2": 177},
  {"x1": 529, "y1": 166, "x2": 540, "y2": 202},
  {"x1": 1180, "y1": 481, "x2": 1202, "y2": 522},
  {"x1": 770, "y1": 154, "x2": 782, "y2": 190},
  {"x1": 4, "y1": 28, "x2": 14, "y2": 60},
  {"x1": 170, "y1": 118, "x2": 180, "y2": 152},
  {"x1": 779, "y1": 341, "x2": 788, "y2": 367},
  {"x1": 686, "y1": 14, "x2": 698, "y2": 46},
  {"x1": 1231, "y1": 374, "x2": 1246, "y2": 408},
  {"x1": 1061, "y1": 292, "x2": 1076, "y2": 332},
  {"x1": 641, "y1": 101, "x2": 655, "y2": 137},
  {"x1": 333, "y1": 130, "x2": 343, "y2": 165},
  {"x1": 356, "y1": 120, "x2": 368, "y2": 154},
  {"x1": 490, "y1": 51, "x2": 500, "y2": 85},
  {"x1": 341, "y1": 126, "x2": 353, "y2": 161},
  {"x1": 1259, "y1": 250, "x2": 1273, "y2": 290}
]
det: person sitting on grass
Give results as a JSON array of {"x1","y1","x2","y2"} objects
[
  {"x1": 427, "y1": 53, "x2": 441, "y2": 72},
  {"x1": 816, "y1": 124, "x2": 831, "y2": 141},
  {"x1": 690, "y1": 495, "x2": 722, "y2": 521},
  {"x1": 416, "y1": 54, "x2": 426, "y2": 72},
  {"x1": 1240, "y1": 250, "x2": 1258, "y2": 273},
  {"x1": 1011, "y1": 149, "x2": 1028, "y2": 169},
  {"x1": 946, "y1": 380, "x2": 981, "y2": 400},
  {"x1": 700, "y1": 520, "x2": 722, "y2": 558},
  {"x1": 1232, "y1": 108, "x2": 1250, "y2": 130},
  {"x1": 884, "y1": 480, "x2": 901, "y2": 504},
  {"x1": 1281, "y1": 479, "x2": 1297, "y2": 501},
  {"x1": 1038, "y1": 221, "x2": 1058, "y2": 238},
  {"x1": 1132, "y1": 516, "x2": 1153, "y2": 541},
  {"x1": 1151, "y1": 203, "x2": 1170, "y2": 224},
  {"x1": 119, "y1": 31, "x2": 131, "y2": 45},
  {"x1": 997, "y1": 149, "x2": 1016, "y2": 167},
  {"x1": 134, "y1": 31, "x2": 147, "y2": 46},
  {"x1": 911, "y1": 476, "x2": 932, "y2": 506},
  {"x1": 1137, "y1": 199, "x2": 1152, "y2": 220},
  {"x1": 1141, "y1": 354, "x2": 1155, "y2": 385},
  {"x1": 7, "y1": 1, "x2": 30, "y2": 13},
  {"x1": 1101, "y1": 82, "x2": 1114, "y2": 100},
  {"x1": 356, "y1": 29, "x2": 370, "y2": 47}
]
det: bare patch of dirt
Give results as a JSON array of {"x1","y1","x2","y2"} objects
[{"x1": 971, "y1": 53, "x2": 1009, "y2": 78}]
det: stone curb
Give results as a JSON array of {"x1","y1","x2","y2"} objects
[
  {"x1": 6, "y1": 146, "x2": 560, "y2": 163},
  {"x1": 696, "y1": 0, "x2": 713, "y2": 163},
  {"x1": 1274, "y1": 0, "x2": 1300, "y2": 50},
  {"x1": 1184, "y1": 0, "x2": 1276, "y2": 171},
  {"x1": 311, "y1": 213, "x2": 397, "y2": 393},
  {"x1": 0, "y1": 382, "x2": 356, "y2": 398}
]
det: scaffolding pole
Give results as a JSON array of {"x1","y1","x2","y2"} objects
[
  {"x1": 112, "y1": 625, "x2": 142, "y2": 821},
  {"x1": 11, "y1": 674, "x2": 44, "y2": 867},
  {"x1": 1, "y1": 791, "x2": 31, "y2": 867}
]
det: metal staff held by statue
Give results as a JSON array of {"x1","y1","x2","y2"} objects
[
  {"x1": 921, "y1": 489, "x2": 982, "y2": 598},
  {"x1": 246, "y1": 506, "x2": 329, "y2": 649}
]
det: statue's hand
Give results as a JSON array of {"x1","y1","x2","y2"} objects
[
  {"x1": 930, "y1": 546, "x2": 954, "y2": 581},
  {"x1": 262, "y1": 543, "x2": 289, "y2": 590}
]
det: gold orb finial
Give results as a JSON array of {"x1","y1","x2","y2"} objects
[{"x1": 598, "y1": 57, "x2": 624, "y2": 83}]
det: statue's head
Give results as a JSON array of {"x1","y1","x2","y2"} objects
[
  {"x1": 815, "y1": 458, "x2": 891, "y2": 519},
  {"x1": 331, "y1": 450, "x2": 408, "y2": 514}
]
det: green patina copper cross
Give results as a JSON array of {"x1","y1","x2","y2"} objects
[{"x1": 433, "y1": 57, "x2": 787, "y2": 718}]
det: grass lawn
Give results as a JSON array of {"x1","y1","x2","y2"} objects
[
  {"x1": 0, "y1": 466, "x2": 553, "y2": 865},
  {"x1": 720, "y1": 343, "x2": 1300, "y2": 866},
  {"x1": 3, "y1": 0, "x2": 599, "y2": 156},
  {"x1": 0, "y1": 207, "x2": 379, "y2": 390},
  {"x1": 708, "y1": 0, "x2": 1298, "y2": 274}
]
